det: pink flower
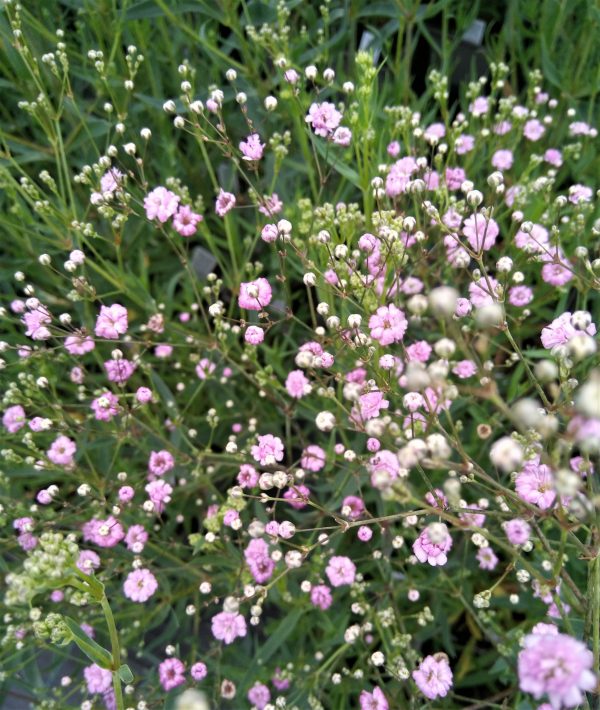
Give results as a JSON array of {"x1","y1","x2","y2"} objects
[
  {"x1": 368, "y1": 304, "x2": 407, "y2": 345},
  {"x1": 172, "y1": 205, "x2": 203, "y2": 236},
  {"x1": 424, "y1": 122, "x2": 445, "y2": 142},
  {"x1": 305, "y1": 102, "x2": 342, "y2": 137},
  {"x1": 523, "y1": 119, "x2": 545, "y2": 141},
  {"x1": 3, "y1": 405, "x2": 26, "y2": 434},
  {"x1": 244, "y1": 538, "x2": 275, "y2": 583},
  {"x1": 82, "y1": 516, "x2": 125, "y2": 547},
  {"x1": 357, "y1": 526, "x2": 373, "y2": 542},
  {"x1": 518, "y1": 631, "x2": 595, "y2": 708},
  {"x1": 359, "y1": 686, "x2": 389, "y2": 710},
  {"x1": 104, "y1": 359, "x2": 136, "y2": 383},
  {"x1": 47, "y1": 435, "x2": 76, "y2": 466},
  {"x1": 195, "y1": 358, "x2": 216, "y2": 379},
  {"x1": 445, "y1": 167, "x2": 466, "y2": 190},
  {"x1": 237, "y1": 464, "x2": 259, "y2": 488},
  {"x1": 509, "y1": 285, "x2": 533, "y2": 306},
  {"x1": 239, "y1": 133, "x2": 265, "y2": 161},
  {"x1": 123, "y1": 568, "x2": 158, "y2": 602},
  {"x1": 332, "y1": 126, "x2": 352, "y2": 146},
  {"x1": 158, "y1": 657, "x2": 186, "y2": 691},
  {"x1": 148, "y1": 450, "x2": 175, "y2": 477},
  {"x1": 65, "y1": 334, "x2": 95, "y2": 355},
  {"x1": 541, "y1": 259, "x2": 573, "y2": 287},
  {"x1": 413, "y1": 653, "x2": 454, "y2": 699},
  {"x1": 492, "y1": 149, "x2": 514, "y2": 170},
  {"x1": 283, "y1": 483, "x2": 310, "y2": 509},
  {"x1": 215, "y1": 189, "x2": 236, "y2": 217},
  {"x1": 76, "y1": 550, "x2": 100, "y2": 574},
  {"x1": 145, "y1": 480, "x2": 173, "y2": 514},
  {"x1": 91, "y1": 392, "x2": 119, "y2": 421},
  {"x1": 285, "y1": 370, "x2": 310, "y2": 398},
  {"x1": 191, "y1": 662, "x2": 207, "y2": 681},
  {"x1": 406, "y1": 340, "x2": 432, "y2": 363},
  {"x1": 385, "y1": 157, "x2": 418, "y2": 196},
  {"x1": 238, "y1": 277, "x2": 273, "y2": 311},
  {"x1": 258, "y1": 193, "x2": 283, "y2": 216},
  {"x1": 95, "y1": 304, "x2": 128, "y2": 339},
  {"x1": 469, "y1": 277, "x2": 499, "y2": 308},
  {"x1": 541, "y1": 312, "x2": 596, "y2": 349},
  {"x1": 325, "y1": 555, "x2": 356, "y2": 587},
  {"x1": 504, "y1": 518, "x2": 531, "y2": 545},
  {"x1": 245, "y1": 325, "x2": 264, "y2": 345},
  {"x1": 22, "y1": 305, "x2": 52, "y2": 340},
  {"x1": 211, "y1": 611, "x2": 247, "y2": 645},
  {"x1": 84, "y1": 664, "x2": 112, "y2": 694},
  {"x1": 462, "y1": 214, "x2": 499, "y2": 251},
  {"x1": 359, "y1": 390, "x2": 389, "y2": 420},
  {"x1": 136, "y1": 387, "x2": 153, "y2": 403},
  {"x1": 251, "y1": 434, "x2": 284, "y2": 465},
  {"x1": 300, "y1": 445, "x2": 326, "y2": 472},
  {"x1": 515, "y1": 459, "x2": 556, "y2": 509},
  {"x1": 476, "y1": 546, "x2": 498, "y2": 570},
  {"x1": 144, "y1": 186, "x2": 180, "y2": 222},
  {"x1": 248, "y1": 683, "x2": 270, "y2": 710},
  {"x1": 469, "y1": 96, "x2": 489, "y2": 116},
  {"x1": 452, "y1": 360, "x2": 477, "y2": 379},
  {"x1": 413, "y1": 523, "x2": 452, "y2": 566},
  {"x1": 100, "y1": 168, "x2": 123, "y2": 194},
  {"x1": 342, "y1": 495, "x2": 365, "y2": 520},
  {"x1": 455, "y1": 134, "x2": 475, "y2": 154},
  {"x1": 310, "y1": 584, "x2": 333, "y2": 610},
  {"x1": 515, "y1": 223, "x2": 549, "y2": 252},
  {"x1": 544, "y1": 149, "x2": 563, "y2": 167},
  {"x1": 387, "y1": 141, "x2": 400, "y2": 156},
  {"x1": 125, "y1": 524, "x2": 148, "y2": 553}
]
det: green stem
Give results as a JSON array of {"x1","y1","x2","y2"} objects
[{"x1": 101, "y1": 596, "x2": 124, "y2": 710}]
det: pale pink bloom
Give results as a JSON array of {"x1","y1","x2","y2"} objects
[
  {"x1": 385, "y1": 157, "x2": 418, "y2": 196},
  {"x1": 283, "y1": 483, "x2": 310, "y2": 509},
  {"x1": 342, "y1": 495, "x2": 365, "y2": 520},
  {"x1": 238, "y1": 277, "x2": 273, "y2": 311},
  {"x1": 469, "y1": 96, "x2": 489, "y2": 116},
  {"x1": 516, "y1": 458, "x2": 556, "y2": 509},
  {"x1": 251, "y1": 433, "x2": 284, "y2": 465},
  {"x1": 357, "y1": 526, "x2": 373, "y2": 542},
  {"x1": 518, "y1": 631, "x2": 595, "y2": 708},
  {"x1": 248, "y1": 683, "x2": 270, "y2": 710},
  {"x1": 424, "y1": 488, "x2": 448, "y2": 509},
  {"x1": 413, "y1": 524, "x2": 452, "y2": 566},
  {"x1": 211, "y1": 611, "x2": 247, "y2": 644},
  {"x1": 244, "y1": 325, "x2": 264, "y2": 345},
  {"x1": 541, "y1": 312, "x2": 596, "y2": 349},
  {"x1": 387, "y1": 141, "x2": 400, "y2": 157},
  {"x1": 424, "y1": 122, "x2": 445, "y2": 142},
  {"x1": 458, "y1": 503, "x2": 486, "y2": 528},
  {"x1": 125, "y1": 524, "x2": 148, "y2": 553},
  {"x1": 261, "y1": 224, "x2": 278, "y2": 243},
  {"x1": 145, "y1": 480, "x2": 173, "y2": 514},
  {"x1": 123, "y1": 568, "x2": 158, "y2": 602},
  {"x1": 504, "y1": 518, "x2": 531, "y2": 545},
  {"x1": 462, "y1": 214, "x2": 499, "y2": 251},
  {"x1": 406, "y1": 340, "x2": 432, "y2": 363},
  {"x1": 240, "y1": 133, "x2": 265, "y2": 161},
  {"x1": 452, "y1": 360, "x2": 477, "y2": 379},
  {"x1": 476, "y1": 546, "x2": 498, "y2": 570},
  {"x1": 258, "y1": 193, "x2": 283, "y2": 216},
  {"x1": 191, "y1": 662, "x2": 207, "y2": 681},
  {"x1": 215, "y1": 189, "x2": 236, "y2": 216},
  {"x1": 195, "y1": 358, "x2": 216, "y2": 379},
  {"x1": 22, "y1": 306, "x2": 52, "y2": 340},
  {"x1": 509, "y1": 285, "x2": 534, "y2": 306},
  {"x1": 158, "y1": 658, "x2": 186, "y2": 691},
  {"x1": 84, "y1": 664, "x2": 112, "y2": 694},
  {"x1": 332, "y1": 126, "x2": 352, "y2": 146},
  {"x1": 148, "y1": 450, "x2": 175, "y2": 477},
  {"x1": 100, "y1": 168, "x2": 123, "y2": 194},
  {"x1": 285, "y1": 370, "x2": 310, "y2": 398},
  {"x1": 3, "y1": 405, "x2": 26, "y2": 433},
  {"x1": 325, "y1": 555, "x2": 356, "y2": 587},
  {"x1": 104, "y1": 359, "x2": 135, "y2": 383},
  {"x1": 544, "y1": 149, "x2": 563, "y2": 167},
  {"x1": 494, "y1": 120, "x2": 512, "y2": 135},
  {"x1": 310, "y1": 584, "x2": 333, "y2": 610},
  {"x1": 144, "y1": 186, "x2": 180, "y2": 222},
  {"x1": 369, "y1": 449, "x2": 400, "y2": 488},
  {"x1": 47, "y1": 435, "x2": 76, "y2": 466},
  {"x1": 76, "y1": 550, "x2": 100, "y2": 574},
  {"x1": 301, "y1": 444, "x2": 326, "y2": 472},
  {"x1": 455, "y1": 134, "x2": 475, "y2": 154},
  {"x1": 65, "y1": 334, "x2": 95, "y2": 355},
  {"x1": 244, "y1": 538, "x2": 275, "y2": 583},
  {"x1": 82, "y1": 516, "x2": 125, "y2": 547},
  {"x1": 91, "y1": 392, "x2": 119, "y2": 421},
  {"x1": 237, "y1": 464, "x2": 259, "y2": 488},
  {"x1": 359, "y1": 390, "x2": 389, "y2": 420},
  {"x1": 491, "y1": 149, "x2": 513, "y2": 170},
  {"x1": 172, "y1": 205, "x2": 203, "y2": 236},
  {"x1": 523, "y1": 119, "x2": 545, "y2": 141},
  {"x1": 305, "y1": 101, "x2": 342, "y2": 137},
  {"x1": 368, "y1": 303, "x2": 407, "y2": 345},
  {"x1": 359, "y1": 686, "x2": 389, "y2": 710},
  {"x1": 413, "y1": 653, "x2": 454, "y2": 699},
  {"x1": 445, "y1": 167, "x2": 466, "y2": 190},
  {"x1": 95, "y1": 304, "x2": 128, "y2": 339},
  {"x1": 469, "y1": 277, "x2": 500, "y2": 307}
]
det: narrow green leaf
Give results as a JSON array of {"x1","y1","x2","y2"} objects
[
  {"x1": 117, "y1": 665, "x2": 134, "y2": 683},
  {"x1": 63, "y1": 617, "x2": 114, "y2": 669}
]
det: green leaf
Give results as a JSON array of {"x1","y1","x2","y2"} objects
[
  {"x1": 117, "y1": 665, "x2": 134, "y2": 683},
  {"x1": 63, "y1": 617, "x2": 114, "y2": 669}
]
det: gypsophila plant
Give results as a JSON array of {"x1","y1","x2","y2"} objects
[{"x1": 1, "y1": 1, "x2": 599, "y2": 709}]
